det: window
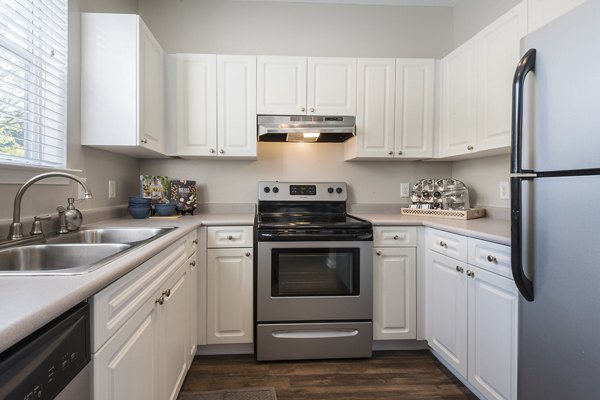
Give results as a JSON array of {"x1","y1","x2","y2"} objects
[{"x1": 0, "y1": 0, "x2": 68, "y2": 168}]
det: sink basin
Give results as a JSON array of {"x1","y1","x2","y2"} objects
[
  {"x1": 0, "y1": 243, "x2": 131, "y2": 275},
  {"x1": 45, "y1": 227, "x2": 175, "y2": 245}
]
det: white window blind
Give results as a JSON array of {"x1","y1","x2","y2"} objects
[{"x1": 0, "y1": 0, "x2": 67, "y2": 168}]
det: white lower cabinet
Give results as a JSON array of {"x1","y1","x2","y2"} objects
[
  {"x1": 426, "y1": 229, "x2": 518, "y2": 400},
  {"x1": 373, "y1": 226, "x2": 417, "y2": 340},
  {"x1": 92, "y1": 233, "x2": 197, "y2": 400}
]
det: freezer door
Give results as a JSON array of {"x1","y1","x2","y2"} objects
[
  {"x1": 518, "y1": 175, "x2": 600, "y2": 399},
  {"x1": 520, "y1": 0, "x2": 600, "y2": 172}
]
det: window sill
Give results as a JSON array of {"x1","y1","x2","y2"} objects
[{"x1": 0, "y1": 163, "x2": 83, "y2": 185}]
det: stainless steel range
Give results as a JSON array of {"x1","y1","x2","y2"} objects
[{"x1": 256, "y1": 181, "x2": 373, "y2": 361}]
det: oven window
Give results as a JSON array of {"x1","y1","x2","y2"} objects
[{"x1": 271, "y1": 248, "x2": 360, "y2": 297}]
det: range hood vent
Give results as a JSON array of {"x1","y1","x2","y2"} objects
[{"x1": 257, "y1": 115, "x2": 355, "y2": 143}]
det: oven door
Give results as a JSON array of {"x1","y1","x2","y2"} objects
[{"x1": 257, "y1": 240, "x2": 373, "y2": 322}]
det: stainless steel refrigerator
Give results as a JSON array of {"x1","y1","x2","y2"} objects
[{"x1": 511, "y1": 0, "x2": 600, "y2": 398}]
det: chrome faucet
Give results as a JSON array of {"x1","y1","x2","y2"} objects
[{"x1": 7, "y1": 172, "x2": 93, "y2": 240}]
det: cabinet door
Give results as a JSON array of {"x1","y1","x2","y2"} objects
[
  {"x1": 176, "y1": 54, "x2": 217, "y2": 156},
  {"x1": 395, "y1": 59, "x2": 434, "y2": 159},
  {"x1": 139, "y1": 19, "x2": 165, "y2": 153},
  {"x1": 217, "y1": 55, "x2": 257, "y2": 158},
  {"x1": 348, "y1": 58, "x2": 396, "y2": 159},
  {"x1": 439, "y1": 40, "x2": 478, "y2": 158},
  {"x1": 207, "y1": 248, "x2": 253, "y2": 344},
  {"x1": 160, "y1": 263, "x2": 190, "y2": 400},
  {"x1": 92, "y1": 297, "x2": 159, "y2": 400},
  {"x1": 257, "y1": 56, "x2": 307, "y2": 115},
  {"x1": 427, "y1": 251, "x2": 468, "y2": 377},
  {"x1": 467, "y1": 265, "x2": 518, "y2": 400},
  {"x1": 528, "y1": 0, "x2": 587, "y2": 32},
  {"x1": 307, "y1": 57, "x2": 357, "y2": 116},
  {"x1": 373, "y1": 248, "x2": 417, "y2": 340},
  {"x1": 477, "y1": 2, "x2": 527, "y2": 151}
]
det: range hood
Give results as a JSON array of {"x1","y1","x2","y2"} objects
[{"x1": 257, "y1": 115, "x2": 355, "y2": 143}]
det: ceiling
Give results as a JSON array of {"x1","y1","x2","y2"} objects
[{"x1": 236, "y1": 0, "x2": 459, "y2": 6}]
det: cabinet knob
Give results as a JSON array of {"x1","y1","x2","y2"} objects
[
  {"x1": 155, "y1": 295, "x2": 164, "y2": 305},
  {"x1": 190, "y1": 260, "x2": 196, "y2": 267},
  {"x1": 219, "y1": 149, "x2": 225, "y2": 154},
  {"x1": 376, "y1": 251, "x2": 382, "y2": 256},
  {"x1": 209, "y1": 148, "x2": 215, "y2": 154},
  {"x1": 301, "y1": 107, "x2": 306, "y2": 112},
  {"x1": 192, "y1": 239, "x2": 198, "y2": 245},
  {"x1": 388, "y1": 151, "x2": 394, "y2": 156},
  {"x1": 227, "y1": 235, "x2": 233, "y2": 240},
  {"x1": 467, "y1": 145, "x2": 474, "y2": 151},
  {"x1": 162, "y1": 289, "x2": 171, "y2": 298},
  {"x1": 245, "y1": 252, "x2": 251, "y2": 257},
  {"x1": 398, "y1": 151, "x2": 403, "y2": 155},
  {"x1": 141, "y1": 138, "x2": 148, "y2": 144},
  {"x1": 309, "y1": 107, "x2": 315, "y2": 113},
  {"x1": 487, "y1": 255, "x2": 497, "y2": 263},
  {"x1": 467, "y1": 270, "x2": 475, "y2": 278},
  {"x1": 393, "y1": 235, "x2": 399, "y2": 240},
  {"x1": 456, "y1": 266, "x2": 464, "y2": 273},
  {"x1": 439, "y1": 241, "x2": 447, "y2": 248}
]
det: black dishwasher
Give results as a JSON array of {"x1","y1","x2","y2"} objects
[{"x1": 0, "y1": 302, "x2": 91, "y2": 400}]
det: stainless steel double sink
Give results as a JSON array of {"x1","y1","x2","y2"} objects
[{"x1": 0, "y1": 227, "x2": 176, "y2": 275}]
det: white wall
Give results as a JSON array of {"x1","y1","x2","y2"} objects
[
  {"x1": 0, "y1": 0, "x2": 140, "y2": 223},
  {"x1": 142, "y1": 143, "x2": 452, "y2": 204},
  {"x1": 453, "y1": 0, "x2": 522, "y2": 48},
  {"x1": 138, "y1": 0, "x2": 454, "y2": 57}
]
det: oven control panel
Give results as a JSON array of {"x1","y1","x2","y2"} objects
[{"x1": 258, "y1": 182, "x2": 347, "y2": 201}]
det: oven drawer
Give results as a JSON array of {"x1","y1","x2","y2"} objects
[
  {"x1": 373, "y1": 226, "x2": 417, "y2": 247},
  {"x1": 207, "y1": 226, "x2": 253, "y2": 248},
  {"x1": 257, "y1": 322, "x2": 373, "y2": 361}
]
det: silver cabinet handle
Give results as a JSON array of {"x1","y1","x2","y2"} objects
[
  {"x1": 456, "y1": 266, "x2": 464, "y2": 273},
  {"x1": 376, "y1": 251, "x2": 382, "y2": 256},
  {"x1": 301, "y1": 107, "x2": 306, "y2": 112},
  {"x1": 141, "y1": 138, "x2": 148, "y2": 144},
  {"x1": 209, "y1": 148, "x2": 215, "y2": 154},
  {"x1": 487, "y1": 255, "x2": 497, "y2": 263},
  {"x1": 162, "y1": 289, "x2": 171, "y2": 298},
  {"x1": 467, "y1": 145, "x2": 474, "y2": 151},
  {"x1": 192, "y1": 239, "x2": 198, "y2": 245},
  {"x1": 227, "y1": 235, "x2": 233, "y2": 240},
  {"x1": 388, "y1": 151, "x2": 394, "y2": 156},
  {"x1": 309, "y1": 107, "x2": 315, "y2": 113},
  {"x1": 219, "y1": 149, "x2": 225, "y2": 154},
  {"x1": 245, "y1": 252, "x2": 251, "y2": 257},
  {"x1": 155, "y1": 295, "x2": 164, "y2": 305},
  {"x1": 439, "y1": 241, "x2": 447, "y2": 248},
  {"x1": 190, "y1": 260, "x2": 196, "y2": 267},
  {"x1": 467, "y1": 270, "x2": 475, "y2": 278},
  {"x1": 398, "y1": 151, "x2": 403, "y2": 155},
  {"x1": 393, "y1": 235, "x2": 399, "y2": 240}
]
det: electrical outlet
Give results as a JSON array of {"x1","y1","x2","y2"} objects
[
  {"x1": 108, "y1": 180, "x2": 116, "y2": 199},
  {"x1": 400, "y1": 183, "x2": 410, "y2": 198},
  {"x1": 77, "y1": 177, "x2": 88, "y2": 200},
  {"x1": 499, "y1": 181, "x2": 510, "y2": 200}
]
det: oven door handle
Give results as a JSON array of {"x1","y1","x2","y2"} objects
[
  {"x1": 272, "y1": 329, "x2": 359, "y2": 339},
  {"x1": 259, "y1": 232, "x2": 373, "y2": 240}
]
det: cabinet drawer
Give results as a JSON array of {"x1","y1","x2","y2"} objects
[
  {"x1": 207, "y1": 226, "x2": 253, "y2": 248},
  {"x1": 91, "y1": 237, "x2": 187, "y2": 353},
  {"x1": 373, "y1": 226, "x2": 417, "y2": 247},
  {"x1": 468, "y1": 238, "x2": 512, "y2": 279},
  {"x1": 427, "y1": 229, "x2": 468, "y2": 262}
]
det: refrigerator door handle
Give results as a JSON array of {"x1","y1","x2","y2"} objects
[
  {"x1": 511, "y1": 48, "x2": 536, "y2": 175},
  {"x1": 511, "y1": 177, "x2": 534, "y2": 301}
]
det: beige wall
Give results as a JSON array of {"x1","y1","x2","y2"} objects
[{"x1": 138, "y1": 0, "x2": 454, "y2": 58}]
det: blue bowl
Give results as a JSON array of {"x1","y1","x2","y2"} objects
[
  {"x1": 154, "y1": 203, "x2": 177, "y2": 216},
  {"x1": 128, "y1": 196, "x2": 151, "y2": 205},
  {"x1": 128, "y1": 206, "x2": 150, "y2": 219}
]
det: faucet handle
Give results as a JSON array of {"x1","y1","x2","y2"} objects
[
  {"x1": 56, "y1": 206, "x2": 69, "y2": 234},
  {"x1": 30, "y1": 214, "x2": 52, "y2": 236}
]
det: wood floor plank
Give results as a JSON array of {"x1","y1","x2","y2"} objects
[{"x1": 180, "y1": 350, "x2": 477, "y2": 399}]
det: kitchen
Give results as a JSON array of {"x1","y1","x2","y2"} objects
[{"x1": 0, "y1": 0, "x2": 597, "y2": 399}]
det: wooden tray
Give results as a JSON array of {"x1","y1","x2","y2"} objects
[{"x1": 400, "y1": 207, "x2": 486, "y2": 220}]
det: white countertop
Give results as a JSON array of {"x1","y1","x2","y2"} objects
[
  {"x1": 352, "y1": 213, "x2": 510, "y2": 246},
  {"x1": 0, "y1": 212, "x2": 254, "y2": 353}
]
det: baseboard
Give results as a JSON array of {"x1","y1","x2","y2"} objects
[
  {"x1": 195, "y1": 343, "x2": 254, "y2": 356},
  {"x1": 372, "y1": 340, "x2": 429, "y2": 351}
]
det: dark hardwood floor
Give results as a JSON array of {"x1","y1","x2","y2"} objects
[{"x1": 180, "y1": 350, "x2": 477, "y2": 399}]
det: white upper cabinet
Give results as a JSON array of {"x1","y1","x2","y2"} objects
[
  {"x1": 345, "y1": 58, "x2": 434, "y2": 160},
  {"x1": 258, "y1": 56, "x2": 356, "y2": 116},
  {"x1": 257, "y1": 56, "x2": 307, "y2": 115},
  {"x1": 395, "y1": 59, "x2": 434, "y2": 158},
  {"x1": 81, "y1": 13, "x2": 165, "y2": 157},
  {"x1": 169, "y1": 54, "x2": 257, "y2": 158},
  {"x1": 528, "y1": 0, "x2": 587, "y2": 32},
  {"x1": 438, "y1": 2, "x2": 526, "y2": 159}
]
